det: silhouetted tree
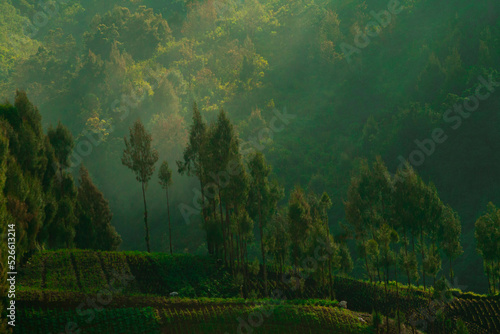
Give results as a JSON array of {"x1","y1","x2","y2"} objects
[
  {"x1": 475, "y1": 202, "x2": 500, "y2": 294},
  {"x1": 48, "y1": 121, "x2": 74, "y2": 183},
  {"x1": 75, "y1": 165, "x2": 121, "y2": 250},
  {"x1": 248, "y1": 152, "x2": 273, "y2": 297},
  {"x1": 158, "y1": 160, "x2": 173, "y2": 254},
  {"x1": 122, "y1": 119, "x2": 159, "y2": 252},
  {"x1": 177, "y1": 103, "x2": 208, "y2": 225},
  {"x1": 439, "y1": 205, "x2": 463, "y2": 282},
  {"x1": 288, "y1": 186, "x2": 312, "y2": 268}
]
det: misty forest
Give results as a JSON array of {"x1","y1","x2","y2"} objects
[{"x1": 1, "y1": 0, "x2": 500, "y2": 333}]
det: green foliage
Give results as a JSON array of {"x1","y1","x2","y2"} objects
[
  {"x1": 287, "y1": 186, "x2": 312, "y2": 266},
  {"x1": 159, "y1": 303, "x2": 371, "y2": 333},
  {"x1": 47, "y1": 121, "x2": 74, "y2": 171},
  {"x1": 122, "y1": 119, "x2": 159, "y2": 185},
  {"x1": 85, "y1": 6, "x2": 171, "y2": 60},
  {"x1": 16, "y1": 307, "x2": 160, "y2": 334},
  {"x1": 339, "y1": 244, "x2": 354, "y2": 275},
  {"x1": 122, "y1": 118, "x2": 159, "y2": 252},
  {"x1": 0, "y1": 1, "x2": 38, "y2": 81},
  {"x1": 158, "y1": 160, "x2": 172, "y2": 189},
  {"x1": 177, "y1": 103, "x2": 206, "y2": 179},
  {"x1": 75, "y1": 165, "x2": 122, "y2": 250},
  {"x1": 16, "y1": 248, "x2": 500, "y2": 333},
  {"x1": 475, "y1": 202, "x2": 500, "y2": 294},
  {"x1": 346, "y1": 158, "x2": 461, "y2": 291},
  {"x1": 1, "y1": 0, "x2": 499, "y2": 295},
  {"x1": 455, "y1": 319, "x2": 469, "y2": 334},
  {"x1": 19, "y1": 250, "x2": 239, "y2": 298},
  {"x1": 372, "y1": 310, "x2": 383, "y2": 330}
]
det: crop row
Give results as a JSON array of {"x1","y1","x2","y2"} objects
[
  {"x1": 16, "y1": 307, "x2": 160, "y2": 334},
  {"x1": 157, "y1": 304, "x2": 372, "y2": 334},
  {"x1": 16, "y1": 301, "x2": 370, "y2": 333},
  {"x1": 447, "y1": 298, "x2": 500, "y2": 332}
]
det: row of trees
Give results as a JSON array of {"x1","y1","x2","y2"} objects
[
  {"x1": 0, "y1": 92, "x2": 121, "y2": 331},
  {"x1": 475, "y1": 202, "x2": 500, "y2": 294},
  {"x1": 344, "y1": 158, "x2": 464, "y2": 332},
  {"x1": 4, "y1": 0, "x2": 500, "y2": 293},
  {"x1": 126, "y1": 104, "x2": 500, "y2": 305},
  {"x1": 345, "y1": 157, "x2": 463, "y2": 292},
  {"x1": 121, "y1": 118, "x2": 174, "y2": 253},
  {"x1": 173, "y1": 103, "x2": 354, "y2": 297},
  {"x1": 120, "y1": 103, "x2": 354, "y2": 298},
  {"x1": 0, "y1": 91, "x2": 120, "y2": 256}
]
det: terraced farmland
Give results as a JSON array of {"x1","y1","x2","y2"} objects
[
  {"x1": 447, "y1": 297, "x2": 500, "y2": 333},
  {"x1": 19, "y1": 250, "x2": 237, "y2": 297},
  {"x1": 16, "y1": 250, "x2": 500, "y2": 334},
  {"x1": 16, "y1": 299, "x2": 372, "y2": 334}
]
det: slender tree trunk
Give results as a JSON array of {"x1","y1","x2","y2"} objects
[
  {"x1": 497, "y1": 260, "x2": 500, "y2": 293},
  {"x1": 328, "y1": 258, "x2": 333, "y2": 300},
  {"x1": 236, "y1": 232, "x2": 240, "y2": 269},
  {"x1": 395, "y1": 264, "x2": 401, "y2": 334},
  {"x1": 491, "y1": 261, "x2": 496, "y2": 294},
  {"x1": 166, "y1": 188, "x2": 172, "y2": 254},
  {"x1": 241, "y1": 235, "x2": 248, "y2": 298},
  {"x1": 486, "y1": 262, "x2": 491, "y2": 294},
  {"x1": 218, "y1": 187, "x2": 227, "y2": 265},
  {"x1": 199, "y1": 177, "x2": 211, "y2": 255},
  {"x1": 403, "y1": 227, "x2": 411, "y2": 288},
  {"x1": 420, "y1": 227, "x2": 426, "y2": 291},
  {"x1": 385, "y1": 264, "x2": 389, "y2": 334},
  {"x1": 141, "y1": 182, "x2": 151, "y2": 253},
  {"x1": 244, "y1": 239, "x2": 249, "y2": 298},
  {"x1": 199, "y1": 178, "x2": 206, "y2": 218},
  {"x1": 362, "y1": 237, "x2": 373, "y2": 283},
  {"x1": 258, "y1": 196, "x2": 268, "y2": 297},
  {"x1": 384, "y1": 265, "x2": 388, "y2": 296},
  {"x1": 365, "y1": 254, "x2": 372, "y2": 283},
  {"x1": 211, "y1": 200, "x2": 218, "y2": 254},
  {"x1": 495, "y1": 260, "x2": 500, "y2": 292},
  {"x1": 230, "y1": 232, "x2": 234, "y2": 272},
  {"x1": 449, "y1": 257, "x2": 453, "y2": 282},
  {"x1": 376, "y1": 260, "x2": 382, "y2": 284},
  {"x1": 59, "y1": 166, "x2": 64, "y2": 194},
  {"x1": 226, "y1": 205, "x2": 233, "y2": 269}
]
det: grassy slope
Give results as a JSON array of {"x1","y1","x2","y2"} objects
[{"x1": 17, "y1": 250, "x2": 500, "y2": 333}]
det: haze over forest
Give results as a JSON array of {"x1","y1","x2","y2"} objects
[{"x1": 1, "y1": 0, "x2": 499, "y2": 297}]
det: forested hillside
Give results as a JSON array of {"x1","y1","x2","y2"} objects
[{"x1": 1, "y1": 0, "x2": 499, "y2": 295}]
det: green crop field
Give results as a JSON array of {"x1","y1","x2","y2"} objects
[{"x1": 12, "y1": 250, "x2": 500, "y2": 334}]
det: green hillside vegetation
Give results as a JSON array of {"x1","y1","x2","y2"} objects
[
  {"x1": 0, "y1": 0, "x2": 498, "y2": 293},
  {"x1": 14, "y1": 250, "x2": 500, "y2": 333},
  {"x1": 16, "y1": 304, "x2": 374, "y2": 334},
  {"x1": 1, "y1": 0, "x2": 500, "y2": 332},
  {"x1": 19, "y1": 250, "x2": 237, "y2": 297}
]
